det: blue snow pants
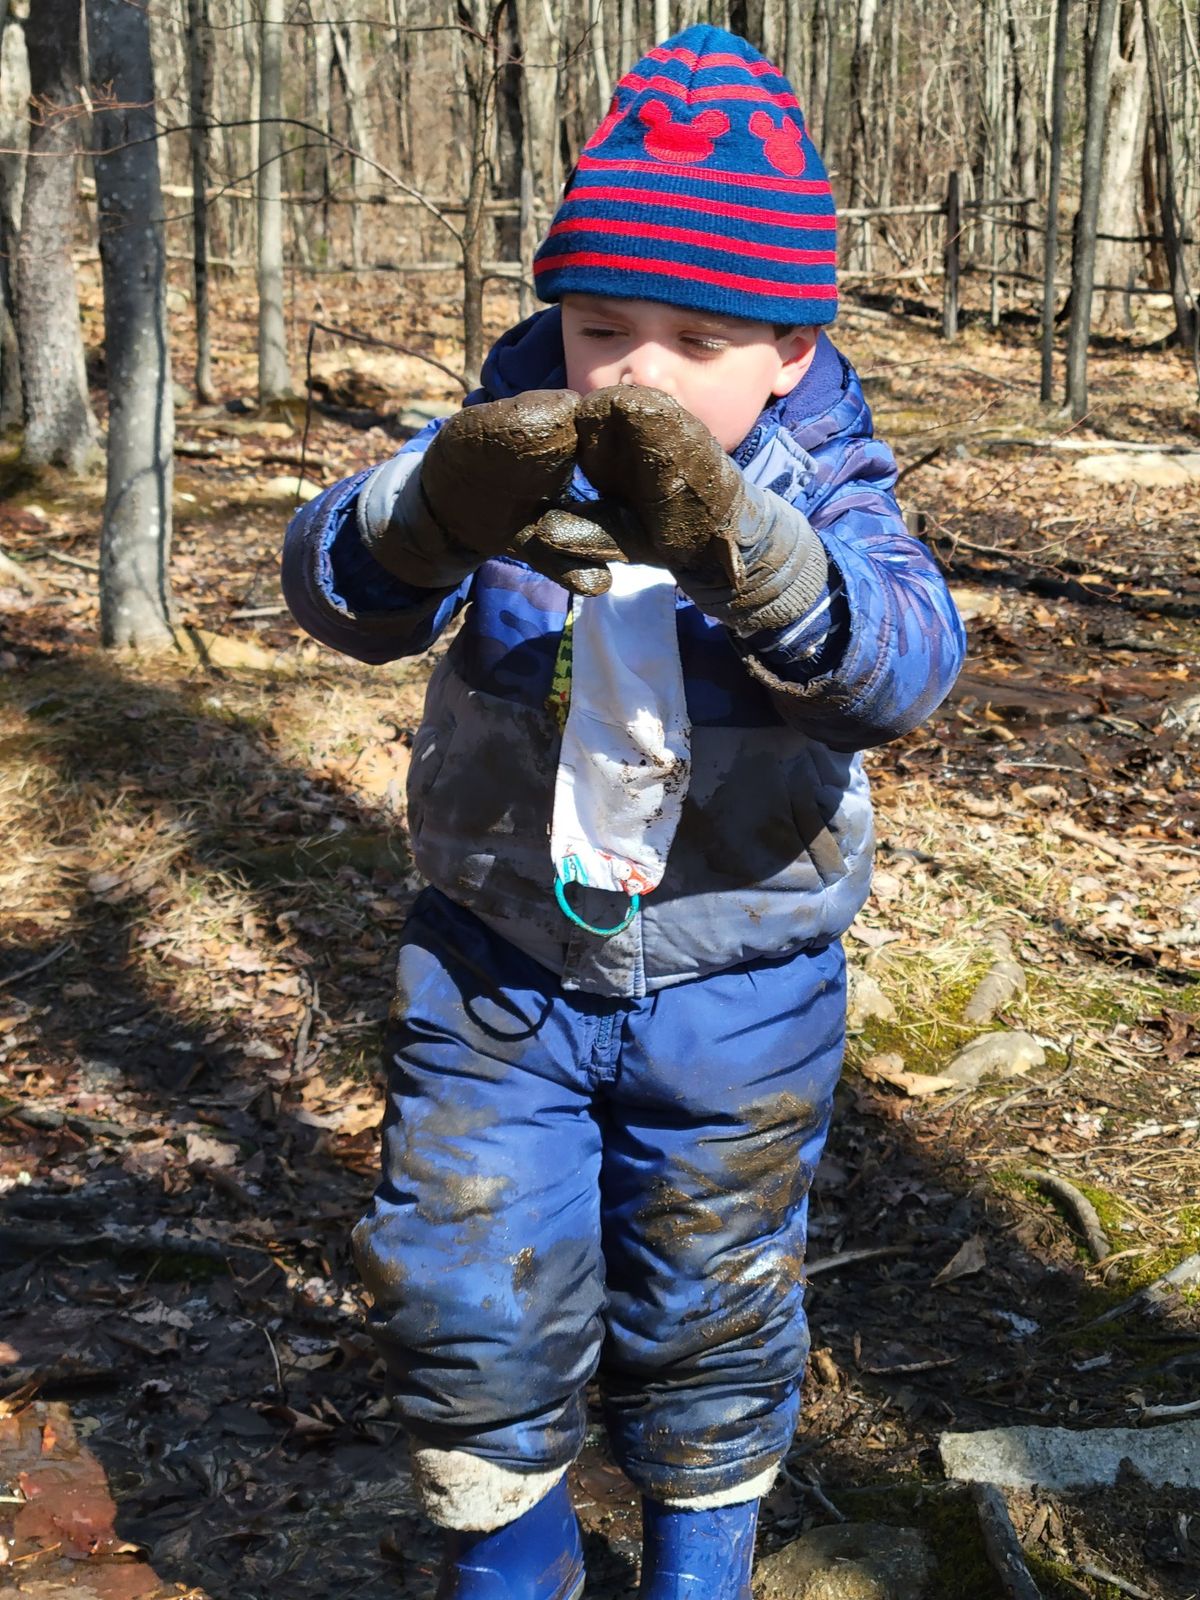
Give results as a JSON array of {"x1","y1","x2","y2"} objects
[{"x1": 353, "y1": 887, "x2": 846, "y2": 1504}]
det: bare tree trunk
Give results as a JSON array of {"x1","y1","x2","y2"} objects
[
  {"x1": 589, "y1": 0, "x2": 612, "y2": 115},
  {"x1": 329, "y1": 15, "x2": 376, "y2": 267},
  {"x1": 458, "y1": 0, "x2": 502, "y2": 388},
  {"x1": 847, "y1": 0, "x2": 877, "y2": 271},
  {"x1": 1041, "y1": 0, "x2": 1071, "y2": 402},
  {"x1": 654, "y1": 0, "x2": 670, "y2": 41},
  {"x1": 257, "y1": 0, "x2": 294, "y2": 404},
  {"x1": 0, "y1": 0, "x2": 28, "y2": 432},
  {"x1": 780, "y1": 0, "x2": 806, "y2": 101},
  {"x1": 186, "y1": 0, "x2": 215, "y2": 402},
  {"x1": 1094, "y1": 0, "x2": 1149, "y2": 328},
  {"x1": 729, "y1": 0, "x2": 765, "y2": 50},
  {"x1": 1143, "y1": 0, "x2": 1198, "y2": 357},
  {"x1": 1066, "y1": 0, "x2": 1121, "y2": 419},
  {"x1": 88, "y1": 0, "x2": 175, "y2": 650},
  {"x1": 516, "y1": 0, "x2": 561, "y2": 207},
  {"x1": 1006, "y1": 0, "x2": 1040, "y2": 269},
  {"x1": 17, "y1": 0, "x2": 98, "y2": 472}
]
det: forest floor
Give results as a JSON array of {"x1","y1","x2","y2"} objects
[{"x1": 1, "y1": 271, "x2": 1199, "y2": 1600}]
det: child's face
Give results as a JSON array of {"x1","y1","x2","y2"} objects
[{"x1": 561, "y1": 294, "x2": 818, "y2": 452}]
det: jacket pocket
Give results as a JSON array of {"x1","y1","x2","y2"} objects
[
  {"x1": 406, "y1": 710, "x2": 457, "y2": 841},
  {"x1": 787, "y1": 752, "x2": 847, "y2": 887}
]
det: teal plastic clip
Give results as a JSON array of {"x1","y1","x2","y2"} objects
[{"x1": 554, "y1": 855, "x2": 641, "y2": 938}]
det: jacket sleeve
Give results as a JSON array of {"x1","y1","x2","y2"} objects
[
  {"x1": 279, "y1": 423, "x2": 469, "y2": 666},
  {"x1": 736, "y1": 432, "x2": 965, "y2": 752}
]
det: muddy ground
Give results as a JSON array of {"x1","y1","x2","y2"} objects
[{"x1": 1, "y1": 273, "x2": 1199, "y2": 1598}]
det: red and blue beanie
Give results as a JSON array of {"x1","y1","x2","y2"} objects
[{"x1": 533, "y1": 26, "x2": 837, "y2": 327}]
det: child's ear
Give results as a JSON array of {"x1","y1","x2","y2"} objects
[{"x1": 770, "y1": 328, "x2": 819, "y2": 398}]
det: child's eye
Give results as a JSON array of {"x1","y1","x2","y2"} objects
[
  {"x1": 580, "y1": 326, "x2": 621, "y2": 340},
  {"x1": 683, "y1": 336, "x2": 728, "y2": 354}
]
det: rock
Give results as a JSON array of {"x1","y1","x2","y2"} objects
[
  {"x1": 1075, "y1": 451, "x2": 1200, "y2": 488},
  {"x1": 259, "y1": 474, "x2": 323, "y2": 504},
  {"x1": 755, "y1": 1522, "x2": 934, "y2": 1600},
  {"x1": 1161, "y1": 692, "x2": 1200, "y2": 740},
  {"x1": 942, "y1": 1030, "x2": 1044, "y2": 1087},
  {"x1": 948, "y1": 584, "x2": 1001, "y2": 623},
  {"x1": 940, "y1": 1419, "x2": 1200, "y2": 1491},
  {"x1": 846, "y1": 964, "x2": 896, "y2": 1031},
  {"x1": 172, "y1": 626, "x2": 288, "y2": 673},
  {"x1": 962, "y1": 931, "x2": 1025, "y2": 1025}
]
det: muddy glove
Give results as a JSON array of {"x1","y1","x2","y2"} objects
[
  {"x1": 357, "y1": 391, "x2": 619, "y2": 597},
  {"x1": 574, "y1": 386, "x2": 829, "y2": 632}
]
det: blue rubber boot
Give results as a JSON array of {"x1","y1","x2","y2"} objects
[
  {"x1": 638, "y1": 1498, "x2": 759, "y2": 1600},
  {"x1": 435, "y1": 1477, "x2": 584, "y2": 1600}
]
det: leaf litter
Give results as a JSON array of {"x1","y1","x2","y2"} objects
[{"x1": 1, "y1": 278, "x2": 1199, "y2": 1597}]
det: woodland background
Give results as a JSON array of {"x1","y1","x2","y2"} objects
[{"x1": 1, "y1": 3, "x2": 1200, "y2": 1599}]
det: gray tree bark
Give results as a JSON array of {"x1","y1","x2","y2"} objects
[
  {"x1": 0, "y1": 0, "x2": 28, "y2": 431},
  {"x1": 88, "y1": 0, "x2": 175, "y2": 649},
  {"x1": 257, "y1": 0, "x2": 294, "y2": 404},
  {"x1": 1066, "y1": 0, "x2": 1121, "y2": 419},
  {"x1": 17, "y1": 0, "x2": 98, "y2": 471},
  {"x1": 186, "y1": 0, "x2": 216, "y2": 401},
  {"x1": 1041, "y1": 0, "x2": 1071, "y2": 402},
  {"x1": 515, "y1": 0, "x2": 561, "y2": 206},
  {"x1": 1143, "y1": 0, "x2": 1198, "y2": 356},
  {"x1": 1094, "y1": 0, "x2": 1149, "y2": 327}
]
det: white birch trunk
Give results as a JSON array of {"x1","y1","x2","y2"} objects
[{"x1": 257, "y1": 0, "x2": 294, "y2": 403}]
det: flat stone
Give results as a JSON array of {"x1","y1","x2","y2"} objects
[
  {"x1": 940, "y1": 1420, "x2": 1200, "y2": 1491},
  {"x1": 942, "y1": 1030, "x2": 1044, "y2": 1087},
  {"x1": 1076, "y1": 452, "x2": 1200, "y2": 487},
  {"x1": 755, "y1": 1522, "x2": 934, "y2": 1600},
  {"x1": 948, "y1": 584, "x2": 1002, "y2": 622},
  {"x1": 846, "y1": 964, "x2": 896, "y2": 1031},
  {"x1": 258, "y1": 473, "x2": 323, "y2": 503}
]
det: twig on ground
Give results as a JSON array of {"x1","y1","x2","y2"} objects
[
  {"x1": 1017, "y1": 1167, "x2": 1110, "y2": 1262},
  {"x1": 27, "y1": 549, "x2": 100, "y2": 574},
  {"x1": 806, "y1": 1245, "x2": 913, "y2": 1277},
  {"x1": 0, "y1": 548, "x2": 44, "y2": 596},
  {"x1": 0, "y1": 1223, "x2": 274, "y2": 1274},
  {"x1": 781, "y1": 1462, "x2": 847, "y2": 1523},
  {"x1": 971, "y1": 1482, "x2": 1043, "y2": 1600},
  {"x1": 261, "y1": 1322, "x2": 286, "y2": 1401},
  {"x1": 1048, "y1": 814, "x2": 1195, "y2": 875},
  {"x1": 1077, "y1": 1561, "x2": 1152, "y2": 1599},
  {"x1": 0, "y1": 942, "x2": 72, "y2": 991},
  {"x1": 1139, "y1": 1397, "x2": 1200, "y2": 1421}
]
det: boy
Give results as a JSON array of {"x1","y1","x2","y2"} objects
[{"x1": 282, "y1": 27, "x2": 964, "y2": 1600}]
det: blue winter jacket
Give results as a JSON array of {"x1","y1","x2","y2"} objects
[{"x1": 282, "y1": 310, "x2": 965, "y2": 998}]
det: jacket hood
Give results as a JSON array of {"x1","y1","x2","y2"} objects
[{"x1": 478, "y1": 309, "x2": 868, "y2": 460}]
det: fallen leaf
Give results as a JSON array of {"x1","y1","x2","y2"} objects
[
  {"x1": 860, "y1": 1053, "x2": 958, "y2": 1096},
  {"x1": 933, "y1": 1234, "x2": 987, "y2": 1287}
]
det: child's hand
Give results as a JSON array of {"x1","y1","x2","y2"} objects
[
  {"x1": 361, "y1": 391, "x2": 613, "y2": 594},
  {"x1": 575, "y1": 386, "x2": 828, "y2": 632}
]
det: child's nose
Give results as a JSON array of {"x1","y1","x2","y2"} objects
[{"x1": 620, "y1": 347, "x2": 673, "y2": 394}]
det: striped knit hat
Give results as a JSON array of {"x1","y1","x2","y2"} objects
[{"x1": 533, "y1": 26, "x2": 837, "y2": 326}]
